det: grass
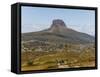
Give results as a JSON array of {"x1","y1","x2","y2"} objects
[{"x1": 21, "y1": 43, "x2": 95, "y2": 71}]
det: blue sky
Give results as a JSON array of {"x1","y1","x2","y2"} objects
[{"x1": 21, "y1": 6, "x2": 95, "y2": 36}]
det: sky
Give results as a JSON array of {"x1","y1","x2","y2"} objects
[{"x1": 21, "y1": 6, "x2": 95, "y2": 36}]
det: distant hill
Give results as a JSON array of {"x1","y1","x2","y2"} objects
[{"x1": 22, "y1": 19, "x2": 94, "y2": 44}]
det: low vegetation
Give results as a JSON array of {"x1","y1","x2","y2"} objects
[{"x1": 21, "y1": 43, "x2": 95, "y2": 71}]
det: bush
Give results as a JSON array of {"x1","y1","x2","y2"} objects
[{"x1": 27, "y1": 60, "x2": 33, "y2": 66}]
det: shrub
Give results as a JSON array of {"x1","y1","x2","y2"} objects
[{"x1": 27, "y1": 60, "x2": 33, "y2": 66}]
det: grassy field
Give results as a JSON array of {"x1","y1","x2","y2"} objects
[{"x1": 21, "y1": 43, "x2": 95, "y2": 71}]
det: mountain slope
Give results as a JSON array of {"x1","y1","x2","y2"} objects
[{"x1": 22, "y1": 19, "x2": 94, "y2": 44}]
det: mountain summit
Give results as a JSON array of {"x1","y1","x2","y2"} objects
[
  {"x1": 48, "y1": 19, "x2": 67, "y2": 33},
  {"x1": 51, "y1": 19, "x2": 67, "y2": 28}
]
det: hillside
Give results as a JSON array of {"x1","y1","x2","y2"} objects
[{"x1": 22, "y1": 19, "x2": 94, "y2": 44}]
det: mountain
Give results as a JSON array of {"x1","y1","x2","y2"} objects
[
  {"x1": 22, "y1": 19, "x2": 94, "y2": 44},
  {"x1": 21, "y1": 19, "x2": 95, "y2": 70}
]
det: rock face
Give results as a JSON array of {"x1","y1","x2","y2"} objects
[
  {"x1": 51, "y1": 19, "x2": 66, "y2": 27},
  {"x1": 49, "y1": 19, "x2": 67, "y2": 33}
]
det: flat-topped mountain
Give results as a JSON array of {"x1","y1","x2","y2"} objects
[{"x1": 22, "y1": 19, "x2": 94, "y2": 44}]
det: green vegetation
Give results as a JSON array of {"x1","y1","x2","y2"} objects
[
  {"x1": 27, "y1": 60, "x2": 33, "y2": 66},
  {"x1": 21, "y1": 43, "x2": 95, "y2": 71}
]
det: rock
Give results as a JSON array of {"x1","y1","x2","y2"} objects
[
  {"x1": 52, "y1": 19, "x2": 66, "y2": 27},
  {"x1": 49, "y1": 19, "x2": 67, "y2": 33}
]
